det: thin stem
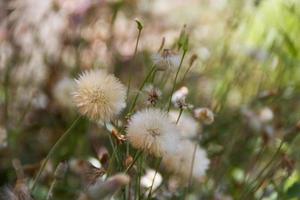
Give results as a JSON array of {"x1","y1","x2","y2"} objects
[
  {"x1": 176, "y1": 109, "x2": 183, "y2": 124},
  {"x1": 125, "y1": 150, "x2": 143, "y2": 173},
  {"x1": 46, "y1": 179, "x2": 57, "y2": 200},
  {"x1": 239, "y1": 140, "x2": 284, "y2": 199},
  {"x1": 134, "y1": 30, "x2": 141, "y2": 58},
  {"x1": 167, "y1": 51, "x2": 187, "y2": 112},
  {"x1": 188, "y1": 143, "x2": 197, "y2": 190},
  {"x1": 128, "y1": 65, "x2": 156, "y2": 114},
  {"x1": 31, "y1": 116, "x2": 81, "y2": 192},
  {"x1": 147, "y1": 157, "x2": 162, "y2": 199}
]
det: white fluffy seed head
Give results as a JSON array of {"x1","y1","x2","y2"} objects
[
  {"x1": 194, "y1": 107, "x2": 214, "y2": 125},
  {"x1": 169, "y1": 110, "x2": 201, "y2": 139},
  {"x1": 127, "y1": 108, "x2": 181, "y2": 157},
  {"x1": 72, "y1": 69, "x2": 126, "y2": 122},
  {"x1": 163, "y1": 140, "x2": 210, "y2": 183},
  {"x1": 152, "y1": 49, "x2": 181, "y2": 70}
]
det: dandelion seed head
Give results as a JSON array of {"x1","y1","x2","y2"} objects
[
  {"x1": 163, "y1": 141, "x2": 210, "y2": 183},
  {"x1": 73, "y1": 69, "x2": 126, "y2": 122},
  {"x1": 194, "y1": 107, "x2": 214, "y2": 125},
  {"x1": 152, "y1": 49, "x2": 180, "y2": 70},
  {"x1": 141, "y1": 169, "x2": 162, "y2": 191},
  {"x1": 169, "y1": 110, "x2": 200, "y2": 139},
  {"x1": 53, "y1": 77, "x2": 76, "y2": 108},
  {"x1": 127, "y1": 108, "x2": 180, "y2": 157}
]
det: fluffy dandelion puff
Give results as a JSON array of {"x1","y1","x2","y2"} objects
[
  {"x1": 73, "y1": 69, "x2": 126, "y2": 122},
  {"x1": 127, "y1": 108, "x2": 180, "y2": 157},
  {"x1": 163, "y1": 140, "x2": 210, "y2": 183},
  {"x1": 141, "y1": 169, "x2": 163, "y2": 191},
  {"x1": 169, "y1": 110, "x2": 201, "y2": 139},
  {"x1": 152, "y1": 49, "x2": 181, "y2": 70},
  {"x1": 194, "y1": 107, "x2": 214, "y2": 125}
]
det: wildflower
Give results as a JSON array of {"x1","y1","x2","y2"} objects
[
  {"x1": 72, "y1": 69, "x2": 126, "y2": 122},
  {"x1": 169, "y1": 110, "x2": 200, "y2": 139},
  {"x1": 163, "y1": 141, "x2": 209, "y2": 183},
  {"x1": 171, "y1": 86, "x2": 192, "y2": 109},
  {"x1": 152, "y1": 49, "x2": 181, "y2": 70},
  {"x1": 127, "y1": 108, "x2": 181, "y2": 157},
  {"x1": 194, "y1": 107, "x2": 214, "y2": 125},
  {"x1": 144, "y1": 84, "x2": 161, "y2": 106},
  {"x1": 141, "y1": 169, "x2": 163, "y2": 191}
]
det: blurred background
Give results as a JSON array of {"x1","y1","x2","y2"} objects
[{"x1": 0, "y1": 0, "x2": 300, "y2": 199}]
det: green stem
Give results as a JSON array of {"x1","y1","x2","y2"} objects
[
  {"x1": 134, "y1": 30, "x2": 142, "y2": 58},
  {"x1": 176, "y1": 109, "x2": 183, "y2": 124},
  {"x1": 188, "y1": 143, "x2": 197, "y2": 190},
  {"x1": 167, "y1": 51, "x2": 187, "y2": 112},
  {"x1": 46, "y1": 179, "x2": 57, "y2": 200},
  {"x1": 240, "y1": 140, "x2": 284, "y2": 199},
  {"x1": 31, "y1": 116, "x2": 81, "y2": 192},
  {"x1": 128, "y1": 65, "x2": 156, "y2": 114},
  {"x1": 125, "y1": 150, "x2": 143, "y2": 173},
  {"x1": 147, "y1": 157, "x2": 162, "y2": 199}
]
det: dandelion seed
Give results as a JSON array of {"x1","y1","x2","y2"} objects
[
  {"x1": 169, "y1": 110, "x2": 200, "y2": 139},
  {"x1": 127, "y1": 108, "x2": 181, "y2": 157},
  {"x1": 152, "y1": 49, "x2": 181, "y2": 70},
  {"x1": 194, "y1": 107, "x2": 214, "y2": 125},
  {"x1": 163, "y1": 140, "x2": 210, "y2": 183},
  {"x1": 72, "y1": 69, "x2": 126, "y2": 122}
]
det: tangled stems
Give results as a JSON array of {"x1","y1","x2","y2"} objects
[
  {"x1": 167, "y1": 50, "x2": 187, "y2": 112},
  {"x1": 239, "y1": 139, "x2": 284, "y2": 199},
  {"x1": 31, "y1": 116, "x2": 81, "y2": 193}
]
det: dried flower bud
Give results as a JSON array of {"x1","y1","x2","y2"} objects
[
  {"x1": 194, "y1": 108, "x2": 214, "y2": 125},
  {"x1": 189, "y1": 54, "x2": 198, "y2": 67},
  {"x1": 124, "y1": 155, "x2": 133, "y2": 169},
  {"x1": 69, "y1": 159, "x2": 105, "y2": 185},
  {"x1": 96, "y1": 147, "x2": 109, "y2": 169},
  {"x1": 144, "y1": 85, "x2": 161, "y2": 106},
  {"x1": 171, "y1": 87, "x2": 192, "y2": 109}
]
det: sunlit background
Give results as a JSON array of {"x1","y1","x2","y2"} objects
[{"x1": 1, "y1": 0, "x2": 300, "y2": 199}]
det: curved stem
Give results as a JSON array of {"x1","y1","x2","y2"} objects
[{"x1": 31, "y1": 116, "x2": 81, "y2": 192}]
